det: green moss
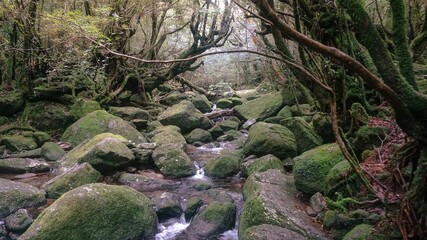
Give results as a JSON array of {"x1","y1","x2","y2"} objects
[
  {"x1": 243, "y1": 122, "x2": 297, "y2": 160},
  {"x1": 216, "y1": 98, "x2": 234, "y2": 109},
  {"x1": 343, "y1": 224, "x2": 373, "y2": 240},
  {"x1": 200, "y1": 201, "x2": 236, "y2": 224},
  {"x1": 234, "y1": 92, "x2": 284, "y2": 121},
  {"x1": 20, "y1": 183, "x2": 157, "y2": 240},
  {"x1": 152, "y1": 144, "x2": 196, "y2": 177},
  {"x1": 293, "y1": 143, "x2": 345, "y2": 196},
  {"x1": 185, "y1": 197, "x2": 203, "y2": 220},
  {"x1": 22, "y1": 101, "x2": 69, "y2": 133},
  {"x1": 325, "y1": 161, "x2": 359, "y2": 197},
  {"x1": 68, "y1": 98, "x2": 101, "y2": 120},
  {"x1": 241, "y1": 154, "x2": 285, "y2": 176},
  {"x1": 152, "y1": 130, "x2": 186, "y2": 147},
  {"x1": 280, "y1": 117, "x2": 323, "y2": 153},
  {"x1": 239, "y1": 198, "x2": 276, "y2": 234},
  {"x1": 205, "y1": 151, "x2": 242, "y2": 178},
  {"x1": 61, "y1": 110, "x2": 146, "y2": 147}
]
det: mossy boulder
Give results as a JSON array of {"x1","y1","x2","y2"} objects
[
  {"x1": 58, "y1": 133, "x2": 135, "y2": 172},
  {"x1": 157, "y1": 101, "x2": 212, "y2": 133},
  {"x1": 205, "y1": 150, "x2": 242, "y2": 178},
  {"x1": 217, "y1": 130, "x2": 243, "y2": 142},
  {"x1": 0, "y1": 90, "x2": 25, "y2": 117},
  {"x1": 208, "y1": 124, "x2": 225, "y2": 139},
  {"x1": 243, "y1": 122, "x2": 297, "y2": 160},
  {"x1": 185, "y1": 197, "x2": 203, "y2": 221},
  {"x1": 290, "y1": 104, "x2": 313, "y2": 117},
  {"x1": 239, "y1": 169, "x2": 330, "y2": 239},
  {"x1": 151, "y1": 130, "x2": 187, "y2": 149},
  {"x1": 234, "y1": 92, "x2": 284, "y2": 121},
  {"x1": 241, "y1": 154, "x2": 285, "y2": 176},
  {"x1": 185, "y1": 128, "x2": 212, "y2": 144},
  {"x1": 42, "y1": 163, "x2": 103, "y2": 198},
  {"x1": 151, "y1": 192, "x2": 182, "y2": 221},
  {"x1": 22, "y1": 101, "x2": 69, "y2": 132},
  {"x1": 0, "y1": 158, "x2": 50, "y2": 174},
  {"x1": 4, "y1": 209, "x2": 33, "y2": 233},
  {"x1": 343, "y1": 224, "x2": 373, "y2": 240},
  {"x1": 61, "y1": 110, "x2": 147, "y2": 147},
  {"x1": 159, "y1": 91, "x2": 188, "y2": 106},
  {"x1": 108, "y1": 107, "x2": 150, "y2": 121},
  {"x1": 219, "y1": 119, "x2": 240, "y2": 131},
  {"x1": 325, "y1": 161, "x2": 359, "y2": 197},
  {"x1": 294, "y1": 143, "x2": 345, "y2": 196},
  {"x1": 352, "y1": 126, "x2": 387, "y2": 156},
  {"x1": 19, "y1": 183, "x2": 157, "y2": 240},
  {"x1": 1, "y1": 136, "x2": 38, "y2": 152},
  {"x1": 0, "y1": 178, "x2": 46, "y2": 218},
  {"x1": 216, "y1": 98, "x2": 234, "y2": 109},
  {"x1": 186, "y1": 201, "x2": 236, "y2": 239},
  {"x1": 190, "y1": 94, "x2": 212, "y2": 113},
  {"x1": 241, "y1": 224, "x2": 305, "y2": 240},
  {"x1": 312, "y1": 112, "x2": 334, "y2": 143},
  {"x1": 280, "y1": 117, "x2": 323, "y2": 153},
  {"x1": 40, "y1": 142, "x2": 66, "y2": 161},
  {"x1": 68, "y1": 98, "x2": 101, "y2": 120},
  {"x1": 276, "y1": 106, "x2": 293, "y2": 118},
  {"x1": 152, "y1": 144, "x2": 196, "y2": 178}
]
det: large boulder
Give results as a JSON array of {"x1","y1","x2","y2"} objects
[
  {"x1": 0, "y1": 158, "x2": 50, "y2": 174},
  {"x1": 61, "y1": 110, "x2": 147, "y2": 147},
  {"x1": 234, "y1": 92, "x2": 283, "y2": 121},
  {"x1": 19, "y1": 183, "x2": 157, "y2": 240},
  {"x1": 190, "y1": 94, "x2": 212, "y2": 113},
  {"x1": 0, "y1": 91, "x2": 25, "y2": 117},
  {"x1": 293, "y1": 143, "x2": 345, "y2": 196},
  {"x1": 241, "y1": 154, "x2": 285, "y2": 176},
  {"x1": 22, "y1": 101, "x2": 69, "y2": 132},
  {"x1": 239, "y1": 169, "x2": 330, "y2": 239},
  {"x1": 40, "y1": 142, "x2": 66, "y2": 161},
  {"x1": 186, "y1": 201, "x2": 236, "y2": 239},
  {"x1": 1, "y1": 136, "x2": 38, "y2": 152},
  {"x1": 243, "y1": 122, "x2": 297, "y2": 160},
  {"x1": 157, "y1": 101, "x2": 212, "y2": 133},
  {"x1": 159, "y1": 91, "x2": 188, "y2": 106},
  {"x1": 185, "y1": 128, "x2": 212, "y2": 144},
  {"x1": 241, "y1": 224, "x2": 305, "y2": 240},
  {"x1": 152, "y1": 144, "x2": 196, "y2": 178},
  {"x1": 108, "y1": 107, "x2": 150, "y2": 121},
  {"x1": 42, "y1": 163, "x2": 103, "y2": 198},
  {"x1": 205, "y1": 150, "x2": 242, "y2": 178},
  {"x1": 58, "y1": 133, "x2": 135, "y2": 172},
  {"x1": 68, "y1": 98, "x2": 102, "y2": 120},
  {"x1": 280, "y1": 117, "x2": 323, "y2": 154},
  {"x1": 0, "y1": 178, "x2": 46, "y2": 218},
  {"x1": 151, "y1": 130, "x2": 187, "y2": 149}
]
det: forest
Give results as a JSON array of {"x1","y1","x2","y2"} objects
[{"x1": 0, "y1": 0, "x2": 426, "y2": 239}]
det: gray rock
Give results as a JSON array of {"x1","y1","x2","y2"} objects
[
  {"x1": 5, "y1": 209, "x2": 33, "y2": 233},
  {"x1": 151, "y1": 130, "x2": 187, "y2": 149},
  {"x1": 186, "y1": 201, "x2": 236, "y2": 239},
  {"x1": 118, "y1": 172, "x2": 181, "y2": 192},
  {"x1": 0, "y1": 158, "x2": 50, "y2": 174},
  {"x1": 0, "y1": 178, "x2": 46, "y2": 218},
  {"x1": 58, "y1": 133, "x2": 135, "y2": 173},
  {"x1": 241, "y1": 224, "x2": 305, "y2": 240},
  {"x1": 40, "y1": 142, "x2": 65, "y2": 161},
  {"x1": 152, "y1": 192, "x2": 182, "y2": 221},
  {"x1": 42, "y1": 163, "x2": 102, "y2": 198},
  {"x1": 309, "y1": 192, "x2": 326, "y2": 214},
  {"x1": 190, "y1": 95, "x2": 212, "y2": 113},
  {"x1": 239, "y1": 169, "x2": 330, "y2": 239},
  {"x1": 108, "y1": 107, "x2": 150, "y2": 121}
]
